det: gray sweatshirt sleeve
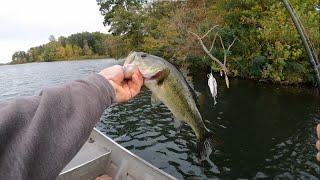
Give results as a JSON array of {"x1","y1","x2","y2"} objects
[{"x1": 0, "y1": 74, "x2": 116, "y2": 180}]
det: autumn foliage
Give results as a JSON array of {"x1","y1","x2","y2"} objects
[{"x1": 12, "y1": 0, "x2": 319, "y2": 85}]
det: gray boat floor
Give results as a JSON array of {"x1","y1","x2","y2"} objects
[
  {"x1": 58, "y1": 129, "x2": 177, "y2": 180},
  {"x1": 61, "y1": 137, "x2": 111, "y2": 173}
]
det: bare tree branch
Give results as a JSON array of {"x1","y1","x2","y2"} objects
[
  {"x1": 188, "y1": 26, "x2": 237, "y2": 88},
  {"x1": 217, "y1": 35, "x2": 237, "y2": 66},
  {"x1": 224, "y1": 71, "x2": 230, "y2": 88},
  {"x1": 201, "y1": 25, "x2": 219, "y2": 39},
  {"x1": 209, "y1": 34, "x2": 218, "y2": 52},
  {"x1": 217, "y1": 35, "x2": 227, "y2": 65},
  {"x1": 217, "y1": 34, "x2": 225, "y2": 52},
  {"x1": 224, "y1": 38, "x2": 237, "y2": 66},
  {"x1": 188, "y1": 30, "x2": 228, "y2": 73},
  {"x1": 227, "y1": 38, "x2": 237, "y2": 51}
]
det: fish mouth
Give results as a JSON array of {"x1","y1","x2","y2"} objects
[
  {"x1": 124, "y1": 62, "x2": 163, "y2": 80},
  {"x1": 123, "y1": 51, "x2": 166, "y2": 81},
  {"x1": 146, "y1": 71, "x2": 163, "y2": 80}
]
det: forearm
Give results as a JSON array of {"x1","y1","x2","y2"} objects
[{"x1": 0, "y1": 74, "x2": 115, "y2": 180}]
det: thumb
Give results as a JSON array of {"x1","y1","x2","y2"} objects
[{"x1": 123, "y1": 65, "x2": 139, "y2": 79}]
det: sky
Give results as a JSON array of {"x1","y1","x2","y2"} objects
[{"x1": 0, "y1": 0, "x2": 108, "y2": 63}]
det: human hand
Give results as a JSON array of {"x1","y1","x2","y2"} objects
[
  {"x1": 99, "y1": 65, "x2": 143, "y2": 103},
  {"x1": 317, "y1": 124, "x2": 320, "y2": 161}
]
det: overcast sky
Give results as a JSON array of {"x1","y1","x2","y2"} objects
[{"x1": 0, "y1": 0, "x2": 108, "y2": 63}]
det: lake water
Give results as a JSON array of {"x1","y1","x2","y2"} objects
[{"x1": 0, "y1": 59, "x2": 319, "y2": 179}]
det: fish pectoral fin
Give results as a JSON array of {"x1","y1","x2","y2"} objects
[
  {"x1": 156, "y1": 68, "x2": 170, "y2": 85},
  {"x1": 151, "y1": 93, "x2": 162, "y2": 107},
  {"x1": 173, "y1": 116, "x2": 183, "y2": 129}
]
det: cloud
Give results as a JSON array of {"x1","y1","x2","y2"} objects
[{"x1": 0, "y1": 0, "x2": 108, "y2": 63}]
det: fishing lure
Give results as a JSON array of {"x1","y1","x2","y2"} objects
[
  {"x1": 316, "y1": 4, "x2": 320, "y2": 11},
  {"x1": 207, "y1": 72, "x2": 217, "y2": 105}
]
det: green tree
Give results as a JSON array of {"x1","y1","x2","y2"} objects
[
  {"x1": 83, "y1": 39, "x2": 93, "y2": 56},
  {"x1": 97, "y1": 0, "x2": 145, "y2": 26},
  {"x1": 214, "y1": 0, "x2": 319, "y2": 83},
  {"x1": 10, "y1": 1, "x2": 320, "y2": 85},
  {"x1": 49, "y1": 35, "x2": 56, "y2": 42},
  {"x1": 65, "y1": 44, "x2": 74, "y2": 58},
  {"x1": 58, "y1": 36, "x2": 67, "y2": 47},
  {"x1": 98, "y1": 0, "x2": 146, "y2": 48},
  {"x1": 12, "y1": 51, "x2": 29, "y2": 64}
]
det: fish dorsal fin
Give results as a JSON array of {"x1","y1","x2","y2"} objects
[
  {"x1": 151, "y1": 93, "x2": 162, "y2": 107},
  {"x1": 185, "y1": 78, "x2": 201, "y2": 110},
  {"x1": 195, "y1": 91, "x2": 203, "y2": 103},
  {"x1": 176, "y1": 67, "x2": 201, "y2": 110}
]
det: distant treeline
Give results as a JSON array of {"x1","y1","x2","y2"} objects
[
  {"x1": 12, "y1": 0, "x2": 320, "y2": 85},
  {"x1": 11, "y1": 32, "x2": 127, "y2": 64}
]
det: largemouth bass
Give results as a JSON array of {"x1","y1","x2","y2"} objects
[{"x1": 124, "y1": 52, "x2": 219, "y2": 160}]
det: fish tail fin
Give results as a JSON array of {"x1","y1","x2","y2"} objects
[{"x1": 197, "y1": 131, "x2": 222, "y2": 161}]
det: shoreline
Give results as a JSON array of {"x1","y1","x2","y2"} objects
[
  {"x1": 187, "y1": 63, "x2": 319, "y2": 92},
  {"x1": 3, "y1": 57, "x2": 319, "y2": 91},
  {"x1": 6, "y1": 56, "x2": 116, "y2": 65}
]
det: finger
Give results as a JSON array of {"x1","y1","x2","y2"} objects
[
  {"x1": 128, "y1": 72, "x2": 142, "y2": 88},
  {"x1": 128, "y1": 73, "x2": 143, "y2": 97},
  {"x1": 133, "y1": 71, "x2": 143, "y2": 87},
  {"x1": 128, "y1": 81, "x2": 139, "y2": 98},
  {"x1": 317, "y1": 124, "x2": 320, "y2": 139},
  {"x1": 109, "y1": 80, "x2": 131, "y2": 103},
  {"x1": 120, "y1": 83, "x2": 132, "y2": 101},
  {"x1": 317, "y1": 140, "x2": 320, "y2": 151},
  {"x1": 112, "y1": 65, "x2": 125, "y2": 83},
  {"x1": 317, "y1": 152, "x2": 320, "y2": 161}
]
